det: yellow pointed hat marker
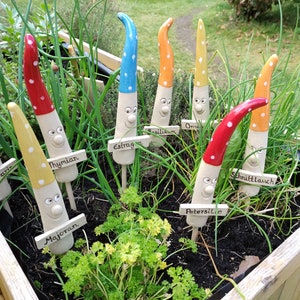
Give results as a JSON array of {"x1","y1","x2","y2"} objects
[
  {"x1": 8, "y1": 102, "x2": 55, "y2": 189},
  {"x1": 233, "y1": 54, "x2": 279, "y2": 198},
  {"x1": 181, "y1": 19, "x2": 215, "y2": 130},
  {"x1": 192, "y1": 19, "x2": 209, "y2": 122},
  {"x1": 7, "y1": 102, "x2": 74, "y2": 254}
]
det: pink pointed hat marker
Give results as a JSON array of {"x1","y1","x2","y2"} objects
[
  {"x1": 23, "y1": 34, "x2": 87, "y2": 210},
  {"x1": 179, "y1": 97, "x2": 268, "y2": 241}
]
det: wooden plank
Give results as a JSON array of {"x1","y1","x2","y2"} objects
[
  {"x1": 58, "y1": 30, "x2": 122, "y2": 71},
  {"x1": 267, "y1": 266, "x2": 300, "y2": 300},
  {"x1": 221, "y1": 227, "x2": 300, "y2": 300},
  {"x1": 58, "y1": 30, "x2": 143, "y2": 73},
  {"x1": 0, "y1": 232, "x2": 38, "y2": 300},
  {"x1": 278, "y1": 265, "x2": 300, "y2": 300}
]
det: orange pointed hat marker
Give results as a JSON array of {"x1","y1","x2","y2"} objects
[
  {"x1": 232, "y1": 54, "x2": 279, "y2": 198},
  {"x1": 249, "y1": 55, "x2": 278, "y2": 132},
  {"x1": 157, "y1": 18, "x2": 174, "y2": 88},
  {"x1": 145, "y1": 17, "x2": 179, "y2": 146}
]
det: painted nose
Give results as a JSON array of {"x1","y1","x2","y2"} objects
[
  {"x1": 203, "y1": 185, "x2": 214, "y2": 196},
  {"x1": 195, "y1": 104, "x2": 204, "y2": 113},
  {"x1": 127, "y1": 114, "x2": 136, "y2": 124},
  {"x1": 249, "y1": 154, "x2": 259, "y2": 166},
  {"x1": 51, "y1": 205, "x2": 63, "y2": 218},
  {"x1": 161, "y1": 106, "x2": 170, "y2": 115},
  {"x1": 53, "y1": 134, "x2": 64, "y2": 146}
]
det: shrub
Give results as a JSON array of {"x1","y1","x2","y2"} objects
[{"x1": 228, "y1": 0, "x2": 278, "y2": 20}]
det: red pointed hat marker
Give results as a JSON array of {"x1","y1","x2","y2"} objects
[
  {"x1": 23, "y1": 34, "x2": 88, "y2": 211},
  {"x1": 184, "y1": 97, "x2": 268, "y2": 241},
  {"x1": 203, "y1": 97, "x2": 269, "y2": 166},
  {"x1": 23, "y1": 34, "x2": 54, "y2": 115}
]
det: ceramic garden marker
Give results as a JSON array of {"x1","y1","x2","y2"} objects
[
  {"x1": 144, "y1": 18, "x2": 179, "y2": 146},
  {"x1": 180, "y1": 97, "x2": 268, "y2": 241},
  {"x1": 107, "y1": 13, "x2": 150, "y2": 191},
  {"x1": 181, "y1": 19, "x2": 216, "y2": 130},
  {"x1": 231, "y1": 55, "x2": 278, "y2": 200},
  {"x1": 192, "y1": 19, "x2": 209, "y2": 122},
  {"x1": 0, "y1": 158, "x2": 17, "y2": 216},
  {"x1": 23, "y1": 34, "x2": 87, "y2": 210},
  {"x1": 7, "y1": 102, "x2": 86, "y2": 254}
]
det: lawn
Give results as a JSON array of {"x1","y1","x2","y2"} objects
[
  {"x1": 2, "y1": 0, "x2": 299, "y2": 78},
  {"x1": 115, "y1": 0, "x2": 299, "y2": 82}
]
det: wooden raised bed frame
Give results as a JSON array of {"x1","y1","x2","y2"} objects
[
  {"x1": 1, "y1": 227, "x2": 299, "y2": 299},
  {"x1": 0, "y1": 231, "x2": 38, "y2": 300},
  {"x1": 1, "y1": 32, "x2": 299, "y2": 300},
  {"x1": 222, "y1": 226, "x2": 300, "y2": 300}
]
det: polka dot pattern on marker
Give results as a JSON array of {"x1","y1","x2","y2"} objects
[
  {"x1": 203, "y1": 98, "x2": 267, "y2": 166},
  {"x1": 158, "y1": 18, "x2": 174, "y2": 88},
  {"x1": 250, "y1": 54, "x2": 278, "y2": 132},
  {"x1": 118, "y1": 13, "x2": 138, "y2": 93},
  {"x1": 194, "y1": 19, "x2": 208, "y2": 87},
  {"x1": 23, "y1": 34, "x2": 55, "y2": 116},
  {"x1": 7, "y1": 102, "x2": 55, "y2": 189}
]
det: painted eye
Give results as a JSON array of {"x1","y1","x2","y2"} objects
[
  {"x1": 195, "y1": 98, "x2": 200, "y2": 104},
  {"x1": 201, "y1": 98, "x2": 207, "y2": 104},
  {"x1": 133, "y1": 106, "x2": 137, "y2": 113},
  {"x1": 45, "y1": 198, "x2": 53, "y2": 205},
  {"x1": 54, "y1": 194, "x2": 60, "y2": 202},
  {"x1": 212, "y1": 178, "x2": 217, "y2": 184},
  {"x1": 48, "y1": 129, "x2": 55, "y2": 135},
  {"x1": 250, "y1": 146, "x2": 256, "y2": 152},
  {"x1": 257, "y1": 147, "x2": 263, "y2": 154},
  {"x1": 125, "y1": 107, "x2": 131, "y2": 114},
  {"x1": 203, "y1": 177, "x2": 211, "y2": 184},
  {"x1": 161, "y1": 98, "x2": 167, "y2": 104},
  {"x1": 167, "y1": 99, "x2": 171, "y2": 104},
  {"x1": 56, "y1": 126, "x2": 63, "y2": 133}
]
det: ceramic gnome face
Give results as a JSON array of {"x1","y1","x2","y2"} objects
[
  {"x1": 23, "y1": 34, "x2": 78, "y2": 183},
  {"x1": 7, "y1": 102, "x2": 73, "y2": 254},
  {"x1": 192, "y1": 19, "x2": 209, "y2": 121}
]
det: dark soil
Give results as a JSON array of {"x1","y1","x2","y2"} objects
[{"x1": 4, "y1": 171, "x2": 300, "y2": 300}]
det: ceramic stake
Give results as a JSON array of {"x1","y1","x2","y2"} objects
[
  {"x1": 23, "y1": 34, "x2": 87, "y2": 210},
  {"x1": 231, "y1": 55, "x2": 279, "y2": 203},
  {"x1": 107, "y1": 13, "x2": 150, "y2": 190},
  {"x1": 181, "y1": 19, "x2": 217, "y2": 130},
  {"x1": 8, "y1": 102, "x2": 86, "y2": 254},
  {"x1": 144, "y1": 18, "x2": 179, "y2": 145},
  {"x1": 0, "y1": 158, "x2": 17, "y2": 216},
  {"x1": 180, "y1": 97, "x2": 268, "y2": 241}
]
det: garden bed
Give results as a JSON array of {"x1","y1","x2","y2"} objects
[
  {"x1": 1, "y1": 3, "x2": 299, "y2": 299},
  {"x1": 6, "y1": 175, "x2": 300, "y2": 300}
]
